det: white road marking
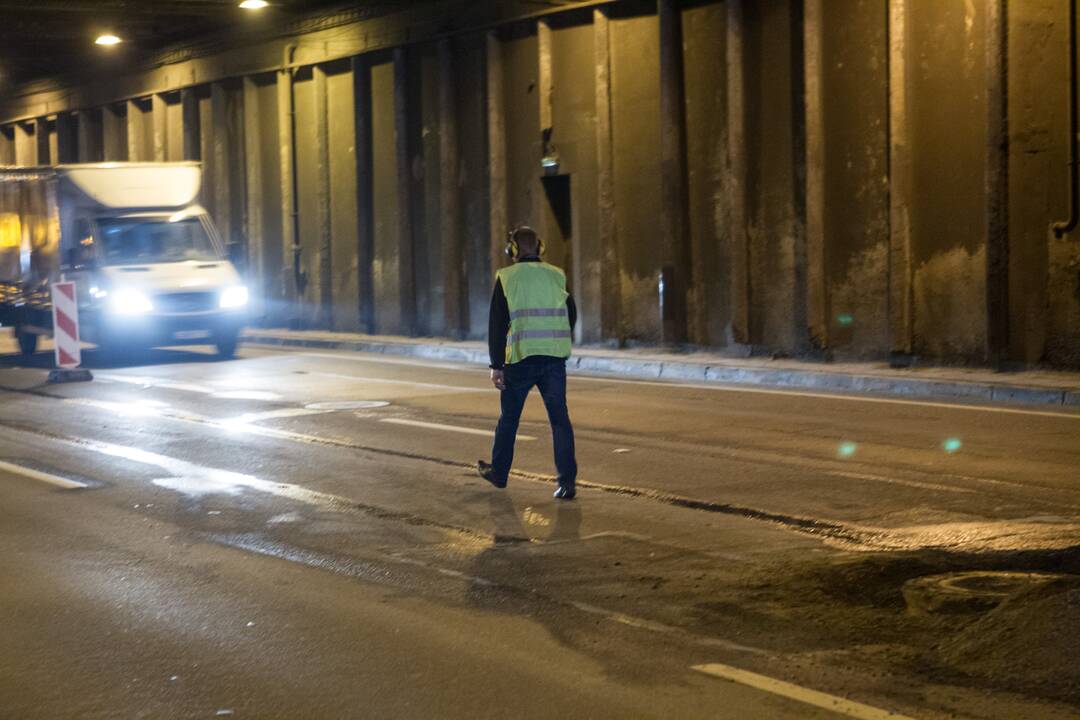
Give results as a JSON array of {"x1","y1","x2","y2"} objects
[
  {"x1": 219, "y1": 408, "x2": 329, "y2": 425},
  {"x1": 0, "y1": 459, "x2": 87, "y2": 489},
  {"x1": 574, "y1": 375, "x2": 1080, "y2": 419},
  {"x1": 379, "y1": 417, "x2": 536, "y2": 441},
  {"x1": 691, "y1": 663, "x2": 916, "y2": 720},
  {"x1": 300, "y1": 351, "x2": 476, "y2": 373},
  {"x1": 58, "y1": 395, "x2": 1072, "y2": 508},
  {"x1": 826, "y1": 470, "x2": 975, "y2": 495},
  {"x1": 96, "y1": 374, "x2": 217, "y2": 394},
  {"x1": 310, "y1": 371, "x2": 487, "y2": 394},
  {"x1": 305, "y1": 400, "x2": 391, "y2": 411},
  {"x1": 212, "y1": 390, "x2": 283, "y2": 401},
  {"x1": 66, "y1": 397, "x2": 165, "y2": 417},
  {"x1": 294, "y1": 351, "x2": 1080, "y2": 420}
]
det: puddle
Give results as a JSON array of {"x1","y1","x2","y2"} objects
[{"x1": 82, "y1": 439, "x2": 333, "y2": 504}]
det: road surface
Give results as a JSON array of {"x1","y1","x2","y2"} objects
[{"x1": 1, "y1": 341, "x2": 1078, "y2": 719}]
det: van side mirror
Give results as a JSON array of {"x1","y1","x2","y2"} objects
[{"x1": 65, "y1": 246, "x2": 97, "y2": 270}]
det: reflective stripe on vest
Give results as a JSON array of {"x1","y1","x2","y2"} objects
[
  {"x1": 509, "y1": 307, "x2": 568, "y2": 320},
  {"x1": 509, "y1": 329, "x2": 573, "y2": 344},
  {"x1": 496, "y1": 262, "x2": 572, "y2": 365}
]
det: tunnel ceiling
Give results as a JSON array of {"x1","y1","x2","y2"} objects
[{"x1": 0, "y1": 0, "x2": 403, "y2": 89}]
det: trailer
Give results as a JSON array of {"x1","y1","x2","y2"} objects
[{"x1": 0, "y1": 163, "x2": 248, "y2": 359}]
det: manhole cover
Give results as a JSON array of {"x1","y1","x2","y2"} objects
[
  {"x1": 903, "y1": 571, "x2": 1074, "y2": 615},
  {"x1": 305, "y1": 401, "x2": 390, "y2": 411}
]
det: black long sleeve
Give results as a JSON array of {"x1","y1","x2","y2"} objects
[
  {"x1": 488, "y1": 277, "x2": 577, "y2": 369},
  {"x1": 489, "y1": 278, "x2": 511, "y2": 369}
]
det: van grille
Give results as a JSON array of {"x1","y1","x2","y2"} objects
[{"x1": 155, "y1": 292, "x2": 216, "y2": 314}]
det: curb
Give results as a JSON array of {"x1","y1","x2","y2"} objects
[{"x1": 244, "y1": 333, "x2": 1080, "y2": 409}]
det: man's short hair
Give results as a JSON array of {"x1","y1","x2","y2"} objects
[{"x1": 512, "y1": 226, "x2": 540, "y2": 254}]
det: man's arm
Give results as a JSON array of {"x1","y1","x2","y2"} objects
[
  {"x1": 488, "y1": 278, "x2": 510, "y2": 370},
  {"x1": 567, "y1": 293, "x2": 577, "y2": 331}
]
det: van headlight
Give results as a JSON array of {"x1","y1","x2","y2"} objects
[
  {"x1": 109, "y1": 288, "x2": 153, "y2": 315},
  {"x1": 219, "y1": 286, "x2": 249, "y2": 309}
]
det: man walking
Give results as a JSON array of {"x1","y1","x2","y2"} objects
[{"x1": 478, "y1": 225, "x2": 578, "y2": 499}]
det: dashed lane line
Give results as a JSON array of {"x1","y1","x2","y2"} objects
[
  {"x1": 380, "y1": 417, "x2": 536, "y2": 441},
  {"x1": 308, "y1": 371, "x2": 488, "y2": 394},
  {"x1": 294, "y1": 350, "x2": 1080, "y2": 420},
  {"x1": 0, "y1": 459, "x2": 88, "y2": 490},
  {"x1": 691, "y1": 663, "x2": 917, "y2": 720},
  {"x1": 5, "y1": 388, "x2": 1076, "y2": 551}
]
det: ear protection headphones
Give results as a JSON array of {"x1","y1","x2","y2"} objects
[{"x1": 505, "y1": 225, "x2": 544, "y2": 259}]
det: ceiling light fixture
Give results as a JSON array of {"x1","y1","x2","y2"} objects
[
  {"x1": 95, "y1": 34, "x2": 122, "y2": 46},
  {"x1": 239, "y1": 0, "x2": 269, "y2": 9}
]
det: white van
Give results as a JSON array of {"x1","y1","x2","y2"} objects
[{"x1": 0, "y1": 162, "x2": 247, "y2": 358}]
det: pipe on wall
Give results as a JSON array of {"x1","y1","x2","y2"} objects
[
  {"x1": 1052, "y1": 0, "x2": 1079, "y2": 238},
  {"x1": 283, "y1": 43, "x2": 307, "y2": 328}
]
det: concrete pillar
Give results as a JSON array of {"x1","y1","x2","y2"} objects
[
  {"x1": 0, "y1": 126, "x2": 13, "y2": 165},
  {"x1": 77, "y1": 109, "x2": 103, "y2": 162},
  {"x1": 126, "y1": 100, "x2": 144, "y2": 161},
  {"x1": 659, "y1": 0, "x2": 692, "y2": 345},
  {"x1": 243, "y1": 77, "x2": 265, "y2": 321},
  {"x1": 35, "y1": 118, "x2": 50, "y2": 165},
  {"x1": 486, "y1": 31, "x2": 509, "y2": 277},
  {"x1": 538, "y1": 21, "x2": 554, "y2": 136},
  {"x1": 887, "y1": 0, "x2": 914, "y2": 357},
  {"x1": 14, "y1": 122, "x2": 34, "y2": 165},
  {"x1": 314, "y1": 65, "x2": 333, "y2": 329},
  {"x1": 804, "y1": 0, "x2": 828, "y2": 352},
  {"x1": 352, "y1": 57, "x2": 376, "y2": 334},
  {"x1": 726, "y1": 0, "x2": 750, "y2": 345},
  {"x1": 394, "y1": 47, "x2": 417, "y2": 336},
  {"x1": 789, "y1": 0, "x2": 809, "y2": 354},
  {"x1": 102, "y1": 105, "x2": 127, "y2": 161},
  {"x1": 594, "y1": 8, "x2": 621, "y2": 343},
  {"x1": 56, "y1": 113, "x2": 78, "y2": 164},
  {"x1": 439, "y1": 39, "x2": 467, "y2": 339},
  {"x1": 535, "y1": 20, "x2": 552, "y2": 245},
  {"x1": 276, "y1": 70, "x2": 299, "y2": 323},
  {"x1": 210, "y1": 83, "x2": 231, "y2": 246},
  {"x1": 985, "y1": 0, "x2": 1009, "y2": 364},
  {"x1": 181, "y1": 88, "x2": 201, "y2": 161},
  {"x1": 152, "y1": 94, "x2": 168, "y2": 161}
]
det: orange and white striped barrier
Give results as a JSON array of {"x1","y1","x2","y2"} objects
[{"x1": 50, "y1": 280, "x2": 82, "y2": 369}]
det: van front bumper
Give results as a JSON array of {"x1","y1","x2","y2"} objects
[{"x1": 82, "y1": 310, "x2": 246, "y2": 347}]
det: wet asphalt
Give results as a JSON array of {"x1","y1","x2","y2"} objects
[{"x1": 1, "y1": 341, "x2": 1079, "y2": 719}]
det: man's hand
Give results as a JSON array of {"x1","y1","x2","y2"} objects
[{"x1": 490, "y1": 368, "x2": 506, "y2": 391}]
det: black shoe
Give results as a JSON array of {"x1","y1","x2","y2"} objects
[
  {"x1": 553, "y1": 484, "x2": 576, "y2": 500},
  {"x1": 477, "y1": 460, "x2": 507, "y2": 489}
]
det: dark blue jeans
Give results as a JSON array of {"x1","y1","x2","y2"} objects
[{"x1": 491, "y1": 356, "x2": 577, "y2": 488}]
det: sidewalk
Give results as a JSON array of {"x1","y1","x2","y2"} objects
[{"x1": 242, "y1": 328, "x2": 1080, "y2": 408}]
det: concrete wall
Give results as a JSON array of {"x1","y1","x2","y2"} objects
[
  {"x1": 371, "y1": 57, "x2": 403, "y2": 335},
  {"x1": 683, "y1": 1, "x2": 728, "y2": 347},
  {"x1": 816, "y1": 0, "x2": 889, "y2": 358},
  {"x1": 907, "y1": 0, "x2": 988, "y2": 360},
  {"x1": 550, "y1": 12, "x2": 602, "y2": 343},
  {"x1": 3, "y1": 0, "x2": 1080, "y2": 368},
  {"x1": 611, "y1": 6, "x2": 662, "y2": 343},
  {"x1": 1008, "y1": 0, "x2": 1080, "y2": 368}
]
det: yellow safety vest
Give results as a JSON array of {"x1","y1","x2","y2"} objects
[{"x1": 496, "y1": 261, "x2": 572, "y2": 365}]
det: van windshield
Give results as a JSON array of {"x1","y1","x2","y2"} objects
[{"x1": 98, "y1": 217, "x2": 220, "y2": 266}]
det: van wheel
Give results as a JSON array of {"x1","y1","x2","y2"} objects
[
  {"x1": 16, "y1": 329, "x2": 38, "y2": 357},
  {"x1": 215, "y1": 329, "x2": 239, "y2": 359}
]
